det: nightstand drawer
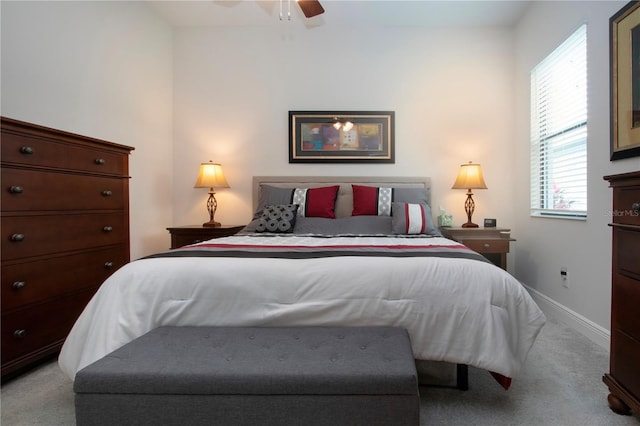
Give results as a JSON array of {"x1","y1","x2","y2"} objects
[
  {"x1": 462, "y1": 238, "x2": 509, "y2": 254},
  {"x1": 167, "y1": 225, "x2": 245, "y2": 249}
]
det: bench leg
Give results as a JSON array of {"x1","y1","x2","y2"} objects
[{"x1": 456, "y1": 364, "x2": 469, "y2": 390}]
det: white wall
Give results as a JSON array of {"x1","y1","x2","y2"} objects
[
  {"x1": 1, "y1": 2, "x2": 517, "y2": 259},
  {"x1": 5, "y1": 0, "x2": 635, "y2": 345},
  {"x1": 514, "y1": 1, "x2": 640, "y2": 336},
  {"x1": 1, "y1": 1, "x2": 174, "y2": 259},
  {"x1": 173, "y1": 24, "x2": 518, "y2": 233}
]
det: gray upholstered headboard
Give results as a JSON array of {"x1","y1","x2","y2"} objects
[{"x1": 252, "y1": 176, "x2": 431, "y2": 218}]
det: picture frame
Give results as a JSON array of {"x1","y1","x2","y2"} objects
[
  {"x1": 610, "y1": 0, "x2": 640, "y2": 160},
  {"x1": 289, "y1": 111, "x2": 395, "y2": 163}
]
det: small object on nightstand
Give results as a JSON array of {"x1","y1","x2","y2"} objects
[
  {"x1": 439, "y1": 227, "x2": 514, "y2": 270},
  {"x1": 167, "y1": 225, "x2": 245, "y2": 249},
  {"x1": 484, "y1": 218, "x2": 497, "y2": 227},
  {"x1": 437, "y1": 206, "x2": 454, "y2": 227},
  {"x1": 438, "y1": 214, "x2": 454, "y2": 227}
]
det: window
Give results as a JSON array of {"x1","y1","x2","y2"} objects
[{"x1": 530, "y1": 24, "x2": 587, "y2": 218}]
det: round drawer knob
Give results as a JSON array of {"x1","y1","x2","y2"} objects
[
  {"x1": 483, "y1": 243, "x2": 491, "y2": 249},
  {"x1": 103, "y1": 226, "x2": 113, "y2": 232},
  {"x1": 102, "y1": 190, "x2": 113, "y2": 197},
  {"x1": 104, "y1": 261, "x2": 114, "y2": 269},
  {"x1": 9, "y1": 186, "x2": 24, "y2": 194},
  {"x1": 13, "y1": 329, "x2": 27, "y2": 339},
  {"x1": 20, "y1": 146, "x2": 34, "y2": 154},
  {"x1": 95, "y1": 158, "x2": 106, "y2": 165},
  {"x1": 12, "y1": 281, "x2": 26, "y2": 290},
  {"x1": 632, "y1": 202, "x2": 640, "y2": 213},
  {"x1": 10, "y1": 233, "x2": 25, "y2": 242}
]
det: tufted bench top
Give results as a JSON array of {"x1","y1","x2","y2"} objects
[{"x1": 74, "y1": 326, "x2": 418, "y2": 396}]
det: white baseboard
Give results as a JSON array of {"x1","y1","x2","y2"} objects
[{"x1": 523, "y1": 284, "x2": 610, "y2": 350}]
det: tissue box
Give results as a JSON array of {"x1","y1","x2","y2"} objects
[{"x1": 437, "y1": 214, "x2": 453, "y2": 227}]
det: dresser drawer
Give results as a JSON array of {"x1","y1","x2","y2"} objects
[
  {"x1": 1, "y1": 288, "x2": 96, "y2": 365},
  {"x1": 615, "y1": 227, "x2": 640, "y2": 279},
  {"x1": 1, "y1": 132, "x2": 128, "y2": 176},
  {"x1": 461, "y1": 238, "x2": 509, "y2": 254},
  {"x1": 1, "y1": 246, "x2": 128, "y2": 311},
  {"x1": 1, "y1": 213, "x2": 128, "y2": 261},
  {"x1": 612, "y1": 185, "x2": 640, "y2": 226},
  {"x1": 612, "y1": 272, "x2": 640, "y2": 342},
  {"x1": 611, "y1": 329, "x2": 640, "y2": 400},
  {"x1": 2, "y1": 167, "x2": 127, "y2": 212}
]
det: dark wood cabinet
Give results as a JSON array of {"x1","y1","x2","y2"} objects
[
  {"x1": 167, "y1": 225, "x2": 245, "y2": 249},
  {"x1": 1, "y1": 117, "x2": 134, "y2": 379},
  {"x1": 603, "y1": 171, "x2": 640, "y2": 416}
]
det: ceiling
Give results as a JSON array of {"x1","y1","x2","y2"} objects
[{"x1": 146, "y1": 0, "x2": 532, "y2": 28}]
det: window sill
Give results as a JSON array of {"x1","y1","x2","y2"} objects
[{"x1": 530, "y1": 212, "x2": 587, "y2": 221}]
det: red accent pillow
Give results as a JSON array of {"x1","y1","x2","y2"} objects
[
  {"x1": 352, "y1": 185, "x2": 379, "y2": 215},
  {"x1": 293, "y1": 186, "x2": 339, "y2": 218}
]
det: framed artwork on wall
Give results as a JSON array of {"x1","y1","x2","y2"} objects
[
  {"x1": 289, "y1": 111, "x2": 395, "y2": 163},
  {"x1": 610, "y1": 0, "x2": 640, "y2": 160}
]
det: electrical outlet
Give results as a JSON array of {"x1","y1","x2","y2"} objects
[{"x1": 561, "y1": 267, "x2": 568, "y2": 288}]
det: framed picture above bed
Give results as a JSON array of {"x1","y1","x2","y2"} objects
[
  {"x1": 289, "y1": 111, "x2": 395, "y2": 163},
  {"x1": 610, "y1": 0, "x2": 640, "y2": 160}
]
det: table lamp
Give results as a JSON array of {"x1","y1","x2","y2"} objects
[
  {"x1": 194, "y1": 161, "x2": 229, "y2": 227},
  {"x1": 451, "y1": 161, "x2": 487, "y2": 228}
]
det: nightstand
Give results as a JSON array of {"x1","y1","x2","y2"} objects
[
  {"x1": 166, "y1": 225, "x2": 245, "y2": 249},
  {"x1": 439, "y1": 227, "x2": 514, "y2": 270}
]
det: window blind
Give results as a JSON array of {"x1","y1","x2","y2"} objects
[{"x1": 530, "y1": 24, "x2": 587, "y2": 218}]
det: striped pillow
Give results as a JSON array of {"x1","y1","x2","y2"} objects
[
  {"x1": 391, "y1": 202, "x2": 436, "y2": 235},
  {"x1": 255, "y1": 185, "x2": 339, "y2": 219},
  {"x1": 292, "y1": 186, "x2": 340, "y2": 218},
  {"x1": 351, "y1": 185, "x2": 393, "y2": 216},
  {"x1": 352, "y1": 185, "x2": 431, "y2": 216}
]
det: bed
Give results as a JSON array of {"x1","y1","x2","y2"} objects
[{"x1": 58, "y1": 176, "x2": 545, "y2": 389}]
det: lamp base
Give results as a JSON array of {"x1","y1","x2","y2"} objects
[
  {"x1": 461, "y1": 191, "x2": 478, "y2": 229},
  {"x1": 203, "y1": 220, "x2": 221, "y2": 228}
]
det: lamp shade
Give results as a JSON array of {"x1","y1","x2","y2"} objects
[
  {"x1": 194, "y1": 161, "x2": 230, "y2": 189},
  {"x1": 451, "y1": 162, "x2": 487, "y2": 190}
]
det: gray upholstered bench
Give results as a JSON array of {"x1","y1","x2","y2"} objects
[{"x1": 74, "y1": 326, "x2": 419, "y2": 426}]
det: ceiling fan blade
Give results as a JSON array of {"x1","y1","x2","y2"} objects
[{"x1": 297, "y1": 0, "x2": 325, "y2": 18}]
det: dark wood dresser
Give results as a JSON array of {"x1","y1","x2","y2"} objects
[
  {"x1": 603, "y1": 171, "x2": 640, "y2": 416},
  {"x1": 1, "y1": 117, "x2": 134, "y2": 379}
]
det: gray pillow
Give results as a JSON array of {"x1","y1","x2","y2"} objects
[
  {"x1": 393, "y1": 188, "x2": 431, "y2": 206},
  {"x1": 293, "y1": 216, "x2": 392, "y2": 235},
  {"x1": 254, "y1": 185, "x2": 294, "y2": 219},
  {"x1": 241, "y1": 216, "x2": 392, "y2": 235}
]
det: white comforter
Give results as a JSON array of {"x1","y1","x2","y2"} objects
[{"x1": 58, "y1": 235, "x2": 545, "y2": 381}]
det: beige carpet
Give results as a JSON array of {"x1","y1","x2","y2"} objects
[{"x1": 1, "y1": 318, "x2": 639, "y2": 425}]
